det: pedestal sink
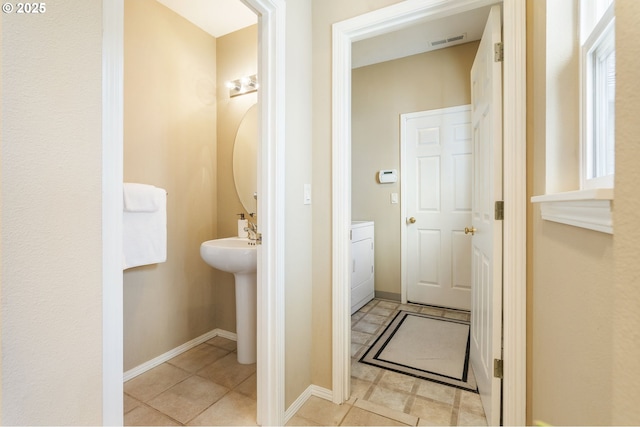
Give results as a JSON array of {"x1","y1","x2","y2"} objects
[{"x1": 200, "y1": 237, "x2": 257, "y2": 364}]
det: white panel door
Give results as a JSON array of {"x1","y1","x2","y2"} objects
[
  {"x1": 469, "y1": 5, "x2": 503, "y2": 426},
  {"x1": 403, "y1": 105, "x2": 472, "y2": 311}
]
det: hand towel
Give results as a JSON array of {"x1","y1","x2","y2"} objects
[
  {"x1": 123, "y1": 184, "x2": 167, "y2": 270},
  {"x1": 123, "y1": 182, "x2": 163, "y2": 212}
]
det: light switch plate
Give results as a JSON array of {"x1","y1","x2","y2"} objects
[
  {"x1": 391, "y1": 192, "x2": 398, "y2": 204},
  {"x1": 304, "y1": 184, "x2": 312, "y2": 205}
]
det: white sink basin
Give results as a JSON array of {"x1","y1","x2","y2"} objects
[
  {"x1": 200, "y1": 237, "x2": 257, "y2": 274},
  {"x1": 200, "y1": 237, "x2": 257, "y2": 364}
]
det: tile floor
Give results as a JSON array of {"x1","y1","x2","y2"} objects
[
  {"x1": 289, "y1": 298, "x2": 487, "y2": 426},
  {"x1": 124, "y1": 336, "x2": 257, "y2": 426},
  {"x1": 124, "y1": 298, "x2": 487, "y2": 426}
]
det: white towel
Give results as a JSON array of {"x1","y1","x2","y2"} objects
[
  {"x1": 123, "y1": 184, "x2": 167, "y2": 270},
  {"x1": 123, "y1": 183, "x2": 163, "y2": 212}
]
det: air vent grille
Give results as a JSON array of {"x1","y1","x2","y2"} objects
[{"x1": 429, "y1": 33, "x2": 467, "y2": 48}]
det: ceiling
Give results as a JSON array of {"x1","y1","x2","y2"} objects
[
  {"x1": 156, "y1": 1, "x2": 492, "y2": 68},
  {"x1": 352, "y1": 5, "x2": 492, "y2": 68},
  {"x1": 156, "y1": 0, "x2": 257, "y2": 38}
]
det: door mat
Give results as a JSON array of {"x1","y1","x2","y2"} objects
[{"x1": 359, "y1": 310, "x2": 477, "y2": 392}]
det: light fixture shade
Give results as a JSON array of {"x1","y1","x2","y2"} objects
[{"x1": 227, "y1": 74, "x2": 258, "y2": 97}]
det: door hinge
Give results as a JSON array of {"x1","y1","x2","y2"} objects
[
  {"x1": 494, "y1": 358, "x2": 504, "y2": 379},
  {"x1": 256, "y1": 232, "x2": 262, "y2": 245},
  {"x1": 494, "y1": 42, "x2": 504, "y2": 62},
  {"x1": 495, "y1": 201, "x2": 504, "y2": 221}
]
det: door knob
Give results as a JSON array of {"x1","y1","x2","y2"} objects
[
  {"x1": 464, "y1": 226, "x2": 476, "y2": 235},
  {"x1": 408, "y1": 217, "x2": 416, "y2": 224}
]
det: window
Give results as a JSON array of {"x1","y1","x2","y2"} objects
[
  {"x1": 531, "y1": 1, "x2": 616, "y2": 234},
  {"x1": 581, "y1": 0, "x2": 615, "y2": 189}
]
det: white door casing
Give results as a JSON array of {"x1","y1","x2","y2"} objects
[
  {"x1": 333, "y1": 0, "x2": 527, "y2": 425},
  {"x1": 469, "y1": 5, "x2": 503, "y2": 426},
  {"x1": 402, "y1": 106, "x2": 473, "y2": 310},
  {"x1": 101, "y1": 0, "x2": 287, "y2": 425}
]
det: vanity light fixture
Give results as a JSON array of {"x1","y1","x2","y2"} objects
[{"x1": 226, "y1": 74, "x2": 258, "y2": 98}]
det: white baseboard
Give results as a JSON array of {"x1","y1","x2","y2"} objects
[
  {"x1": 284, "y1": 385, "x2": 334, "y2": 423},
  {"x1": 123, "y1": 328, "x2": 237, "y2": 382}
]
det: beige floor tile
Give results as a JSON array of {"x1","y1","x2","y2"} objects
[
  {"x1": 124, "y1": 405, "x2": 180, "y2": 426},
  {"x1": 123, "y1": 393, "x2": 141, "y2": 414},
  {"x1": 341, "y1": 406, "x2": 409, "y2": 426},
  {"x1": 360, "y1": 300, "x2": 377, "y2": 312},
  {"x1": 354, "y1": 398, "x2": 419, "y2": 426},
  {"x1": 457, "y1": 410, "x2": 487, "y2": 426},
  {"x1": 376, "y1": 300, "x2": 400, "y2": 311},
  {"x1": 415, "y1": 380, "x2": 457, "y2": 405},
  {"x1": 167, "y1": 343, "x2": 230, "y2": 373},
  {"x1": 286, "y1": 414, "x2": 323, "y2": 426},
  {"x1": 443, "y1": 311, "x2": 470, "y2": 322},
  {"x1": 124, "y1": 363, "x2": 191, "y2": 402},
  {"x1": 378, "y1": 370, "x2": 418, "y2": 394},
  {"x1": 207, "y1": 336, "x2": 238, "y2": 352},
  {"x1": 362, "y1": 313, "x2": 389, "y2": 325},
  {"x1": 188, "y1": 391, "x2": 257, "y2": 426},
  {"x1": 351, "y1": 330, "x2": 373, "y2": 345},
  {"x1": 351, "y1": 312, "x2": 365, "y2": 322},
  {"x1": 398, "y1": 304, "x2": 422, "y2": 313},
  {"x1": 411, "y1": 396, "x2": 454, "y2": 426},
  {"x1": 458, "y1": 391, "x2": 485, "y2": 417},
  {"x1": 366, "y1": 385, "x2": 412, "y2": 413},
  {"x1": 368, "y1": 306, "x2": 395, "y2": 317},
  {"x1": 351, "y1": 342, "x2": 365, "y2": 358},
  {"x1": 234, "y1": 372, "x2": 257, "y2": 399},
  {"x1": 353, "y1": 320, "x2": 383, "y2": 334},
  {"x1": 147, "y1": 375, "x2": 229, "y2": 424},
  {"x1": 350, "y1": 377, "x2": 374, "y2": 400},
  {"x1": 354, "y1": 346, "x2": 370, "y2": 361},
  {"x1": 197, "y1": 352, "x2": 256, "y2": 389},
  {"x1": 420, "y1": 306, "x2": 445, "y2": 317},
  {"x1": 295, "y1": 396, "x2": 351, "y2": 426},
  {"x1": 351, "y1": 360, "x2": 383, "y2": 383}
]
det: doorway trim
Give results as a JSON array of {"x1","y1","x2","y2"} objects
[
  {"x1": 101, "y1": 0, "x2": 287, "y2": 425},
  {"x1": 331, "y1": 0, "x2": 527, "y2": 424}
]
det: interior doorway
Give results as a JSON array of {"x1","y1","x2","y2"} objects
[
  {"x1": 101, "y1": 0, "x2": 288, "y2": 425},
  {"x1": 332, "y1": 0, "x2": 527, "y2": 425}
]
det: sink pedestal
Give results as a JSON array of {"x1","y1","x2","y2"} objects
[
  {"x1": 234, "y1": 272, "x2": 257, "y2": 364},
  {"x1": 200, "y1": 237, "x2": 258, "y2": 366}
]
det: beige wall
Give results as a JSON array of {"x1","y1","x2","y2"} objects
[
  {"x1": 352, "y1": 43, "x2": 478, "y2": 298},
  {"x1": 310, "y1": 0, "x2": 404, "y2": 392},
  {"x1": 215, "y1": 25, "x2": 258, "y2": 333},
  {"x1": 123, "y1": 0, "x2": 219, "y2": 370},
  {"x1": 612, "y1": 1, "x2": 640, "y2": 423},
  {"x1": 526, "y1": 0, "x2": 640, "y2": 423},
  {"x1": 284, "y1": 0, "x2": 314, "y2": 408},
  {"x1": 543, "y1": 0, "x2": 580, "y2": 193},
  {"x1": 0, "y1": 0, "x2": 104, "y2": 423}
]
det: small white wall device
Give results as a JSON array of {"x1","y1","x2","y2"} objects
[{"x1": 377, "y1": 169, "x2": 398, "y2": 184}]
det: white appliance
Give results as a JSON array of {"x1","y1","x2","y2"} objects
[{"x1": 351, "y1": 221, "x2": 375, "y2": 314}]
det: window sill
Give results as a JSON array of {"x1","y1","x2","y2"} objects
[{"x1": 531, "y1": 188, "x2": 613, "y2": 234}]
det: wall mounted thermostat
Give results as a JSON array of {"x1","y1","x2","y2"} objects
[{"x1": 377, "y1": 169, "x2": 398, "y2": 184}]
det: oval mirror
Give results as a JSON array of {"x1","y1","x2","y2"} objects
[{"x1": 232, "y1": 104, "x2": 257, "y2": 215}]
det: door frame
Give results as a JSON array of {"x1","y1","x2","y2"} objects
[
  {"x1": 101, "y1": 0, "x2": 287, "y2": 425},
  {"x1": 400, "y1": 105, "x2": 473, "y2": 309},
  {"x1": 331, "y1": 0, "x2": 527, "y2": 424}
]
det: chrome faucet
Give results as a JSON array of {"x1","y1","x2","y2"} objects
[{"x1": 244, "y1": 221, "x2": 258, "y2": 241}]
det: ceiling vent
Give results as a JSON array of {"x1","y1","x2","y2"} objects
[{"x1": 429, "y1": 33, "x2": 467, "y2": 48}]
